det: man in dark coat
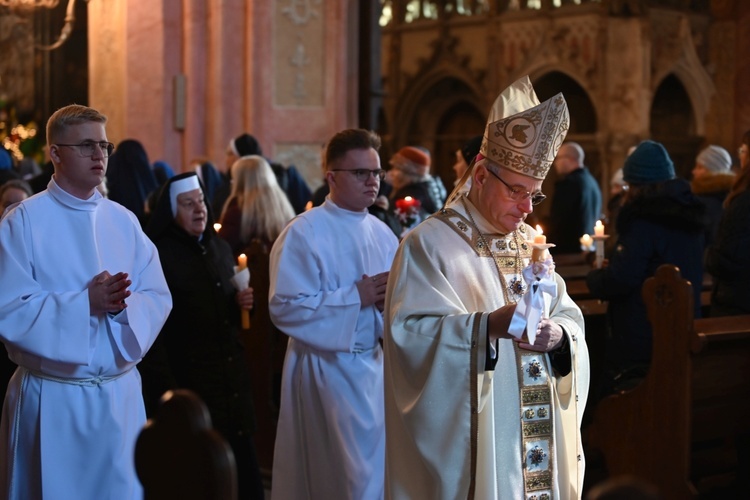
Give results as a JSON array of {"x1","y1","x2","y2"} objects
[
  {"x1": 140, "y1": 172, "x2": 264, "y2": 499},
  {"x1": 586, "y1": 140, "x2": 707, "y2": 395},
  {"x1": 547, "y1": 141, "x2": 602, "y2": 254}
]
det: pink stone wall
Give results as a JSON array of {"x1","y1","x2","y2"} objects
[{"x1": 90, "y1": 0, "x2": 356, "y2": 185}]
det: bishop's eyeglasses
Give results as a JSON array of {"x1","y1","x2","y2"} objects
[
  {"x1": 55, "y1": 141, "x2": 116, "y2": 158},
  {"x1": 330, "y1": 168, "x2": 386, "y2": 182},
  {"x1": 486, "y1": 167, "x2": 546, "y2": 206}
]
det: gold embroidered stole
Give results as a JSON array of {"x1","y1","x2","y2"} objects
[{"x1": 435, "y1": 207, "x2": 556, "y2": 500}]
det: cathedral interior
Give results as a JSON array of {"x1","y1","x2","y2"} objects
[
  {"x1": 1, "y1": 0, "x2": 748, "y2": 216},
  {"x1": 1, "y1": 0, "x2": 749, "y2": 497}
]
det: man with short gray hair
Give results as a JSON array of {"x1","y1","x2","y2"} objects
[{"x1": 548, "y1": 141, "x2": 602, "y2": 254}]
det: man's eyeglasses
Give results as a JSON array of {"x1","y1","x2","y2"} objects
[
  {"x1": 55, "y1": 141, "x2": 115, "y2": 158},
  {"x1": 330, "y1": 168, "x2": 386, "y2": 182},
  {"x1": 486, "y1": 167, "x2": 546, "y2": 206}
]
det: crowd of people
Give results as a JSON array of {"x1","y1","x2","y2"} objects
[{"x1": 0, "y1": 81, "x2": 748, "y2": 499}]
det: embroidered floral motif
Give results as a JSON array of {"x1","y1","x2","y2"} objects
[
  {"x1": 527, "y1": 359, "x2": 544, "y2": 379},
  {"x1": 510, "y1": 277, "x2": 527, "y2": 296},
  {"x1": 529, "y1": 446, "x2": 546, "y2": 465}
]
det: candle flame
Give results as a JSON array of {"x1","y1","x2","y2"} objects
[
  {"x1": 595, "y1": 220, "x2": 603, "y2": 228},
  {"x1": 404, "y1": 196, "x2": 413, "y2": 202},
  {"x1": 213, "y1": 223, "x2": 222, "y2": 232},
  {"x1": 535, "y1": 224, "x2": 543, "y2": 235}
]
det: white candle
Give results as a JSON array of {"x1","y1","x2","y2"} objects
[
  {"x1": 580, "y1": 234, "x2": 593, "y2": 249},
  {"x1": 237, "y1": 253, "x2": 247, "y2": 270},
  {"x1": 534, "y1": 224, "x2": 546, "y2": 244},
  {"x1": 594, "y1": 220, "x2": 605, "y2": 237}
]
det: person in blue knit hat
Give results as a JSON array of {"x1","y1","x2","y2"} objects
[{"x1": 586, "y1": 139, "x2": 707, "y2": 397}]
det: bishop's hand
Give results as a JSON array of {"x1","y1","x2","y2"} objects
[
  {"x1": 488, "y1": 304, "x2": 518, "y2": 342},
  {"x1": 516, "y1": 318, "x2": 564, "y2": 352}
]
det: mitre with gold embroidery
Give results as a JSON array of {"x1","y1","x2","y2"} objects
[
  {"x1": 480, "y1": 75, "x2": 569, "y2": 180},
  {"x1": 446, "y1": 76, "x2": 569, "y2": 205}
]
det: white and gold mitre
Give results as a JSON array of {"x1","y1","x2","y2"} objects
[{"x1": 480, "y1": 76, "x2": 569, "y2": 180}]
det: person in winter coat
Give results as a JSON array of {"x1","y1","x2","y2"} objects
[
  {"x1": 690, "y1": 145, "x2": 735, "y2": 249},
  {"x1": 706, "y1": 133, "x2": 750, "y2": 317},
  {"x1": 586, "y1": 140, "x2": 707, "y2": 395},
  {"x1": 139, "y1": 172, "x2": 265, "y2": 499}
]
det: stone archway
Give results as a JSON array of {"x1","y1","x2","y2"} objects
[
  {"x1": 532, "y1": 71, "x2": 602, "y2": 221},
  {"x1": 650, "y1": 73, "x2": 702, "y2": 178},
  {"x1": 390, "y1": 74, "x2": 485, "y2": 190},
  {"x1": 432, "y1": 100, "x2": 485, "y2": 189}
]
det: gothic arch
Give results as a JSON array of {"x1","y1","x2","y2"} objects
[
  {"x1": 650, "y1": 73, "x2": 703, "y2": 177},
  {"x1": 391, "y1": 67, "x2": 485, "y2": 150},
  {"x1": 389, "y1": 68, "x2": 486, "y2": 188},
  {"x1": 650, "y1": 16, "x2": 715, "y2": 138},
  {"x1": 530, "y1": 70, "x2": 598, "y2": 136}
]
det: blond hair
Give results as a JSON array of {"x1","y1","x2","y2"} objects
[
  {"x1": 221, "y1": 155, "x2": 295, "y2": 244},
  {"x1": 46, "y1": 104, "x2": 107, "y2": 145}
]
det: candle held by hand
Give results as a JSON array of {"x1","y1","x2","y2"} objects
[
  {"x1": 533, "y1": 224, "x2": 546, "y2": 244},
  {"x1": 594, "y1": 220, "x2": 605, "y2": 237},
  {"x1": 531, "y1": 225, "x2": 550, "y2": 262},
  {"x1": 580, "y1": 233, "x2": 594, "y2": 250},
  {"x1": 236, "y1": 253, "x2": 250, "y2": 329}
]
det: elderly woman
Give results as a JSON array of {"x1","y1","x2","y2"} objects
[
  {"x1": 140, "y1": 172, "x2": 264, "y2": 499},
  {"x1": 690, "y1": 145, "x2": 735, "y2": 248}
]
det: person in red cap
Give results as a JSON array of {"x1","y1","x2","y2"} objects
[{"x1": 387, "y1": 146, "x2": 439, "y2": 214}]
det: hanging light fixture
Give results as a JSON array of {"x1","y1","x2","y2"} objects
[
  {"x1": 0, "y1": 0, "x2": 60, "y2": 9},
  {"x1": 0, "y1": 0, "x2": 89, "y2": 51},
  {"x1": 37, "y1": 0, "x2": 83, "y2": 51}
]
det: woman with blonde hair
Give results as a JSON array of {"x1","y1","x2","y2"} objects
[
  {"x1": 219, "y1": 155, "x2": 295, "y2": 256},
  {"x1": 217, "y1": 154, "x2": 296, "y2": 473}
]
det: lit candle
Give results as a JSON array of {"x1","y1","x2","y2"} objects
[
  {"x1": 396, "y1": 196, "x2": 418, "y2": 211},
  {"x1": 594, "y1": 220, "x2": 605, "y2": 237},
  {"x1": 534, "y1": 225, "x2": 546, "y2": 244},
  {"x1": 237, "y1": 253, "x2": 250, "y2": 330},
  {"x1": 580, "y1": 234, "x2": 593, "y2": 249},
  {"x1": 213, "y1": 223, "x2": 222, "y2": 232},
  {"x1": 531, "y1": 225, "x2": 548, "y2": 262}
]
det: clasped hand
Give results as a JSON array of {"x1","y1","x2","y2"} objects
[
  {"x1": 356, "y1": 271, "x2": 389, "y2": 312},
  {"x1": 89, "y1": 271, "x2": 131, "y2": 316},
  {"x1": 488, "y1": 305, "x2": 564, "y2": 352}
]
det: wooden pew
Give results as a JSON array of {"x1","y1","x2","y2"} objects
[{"x1": 585, "y1": 265, "x2": 750, "y2": 497}]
